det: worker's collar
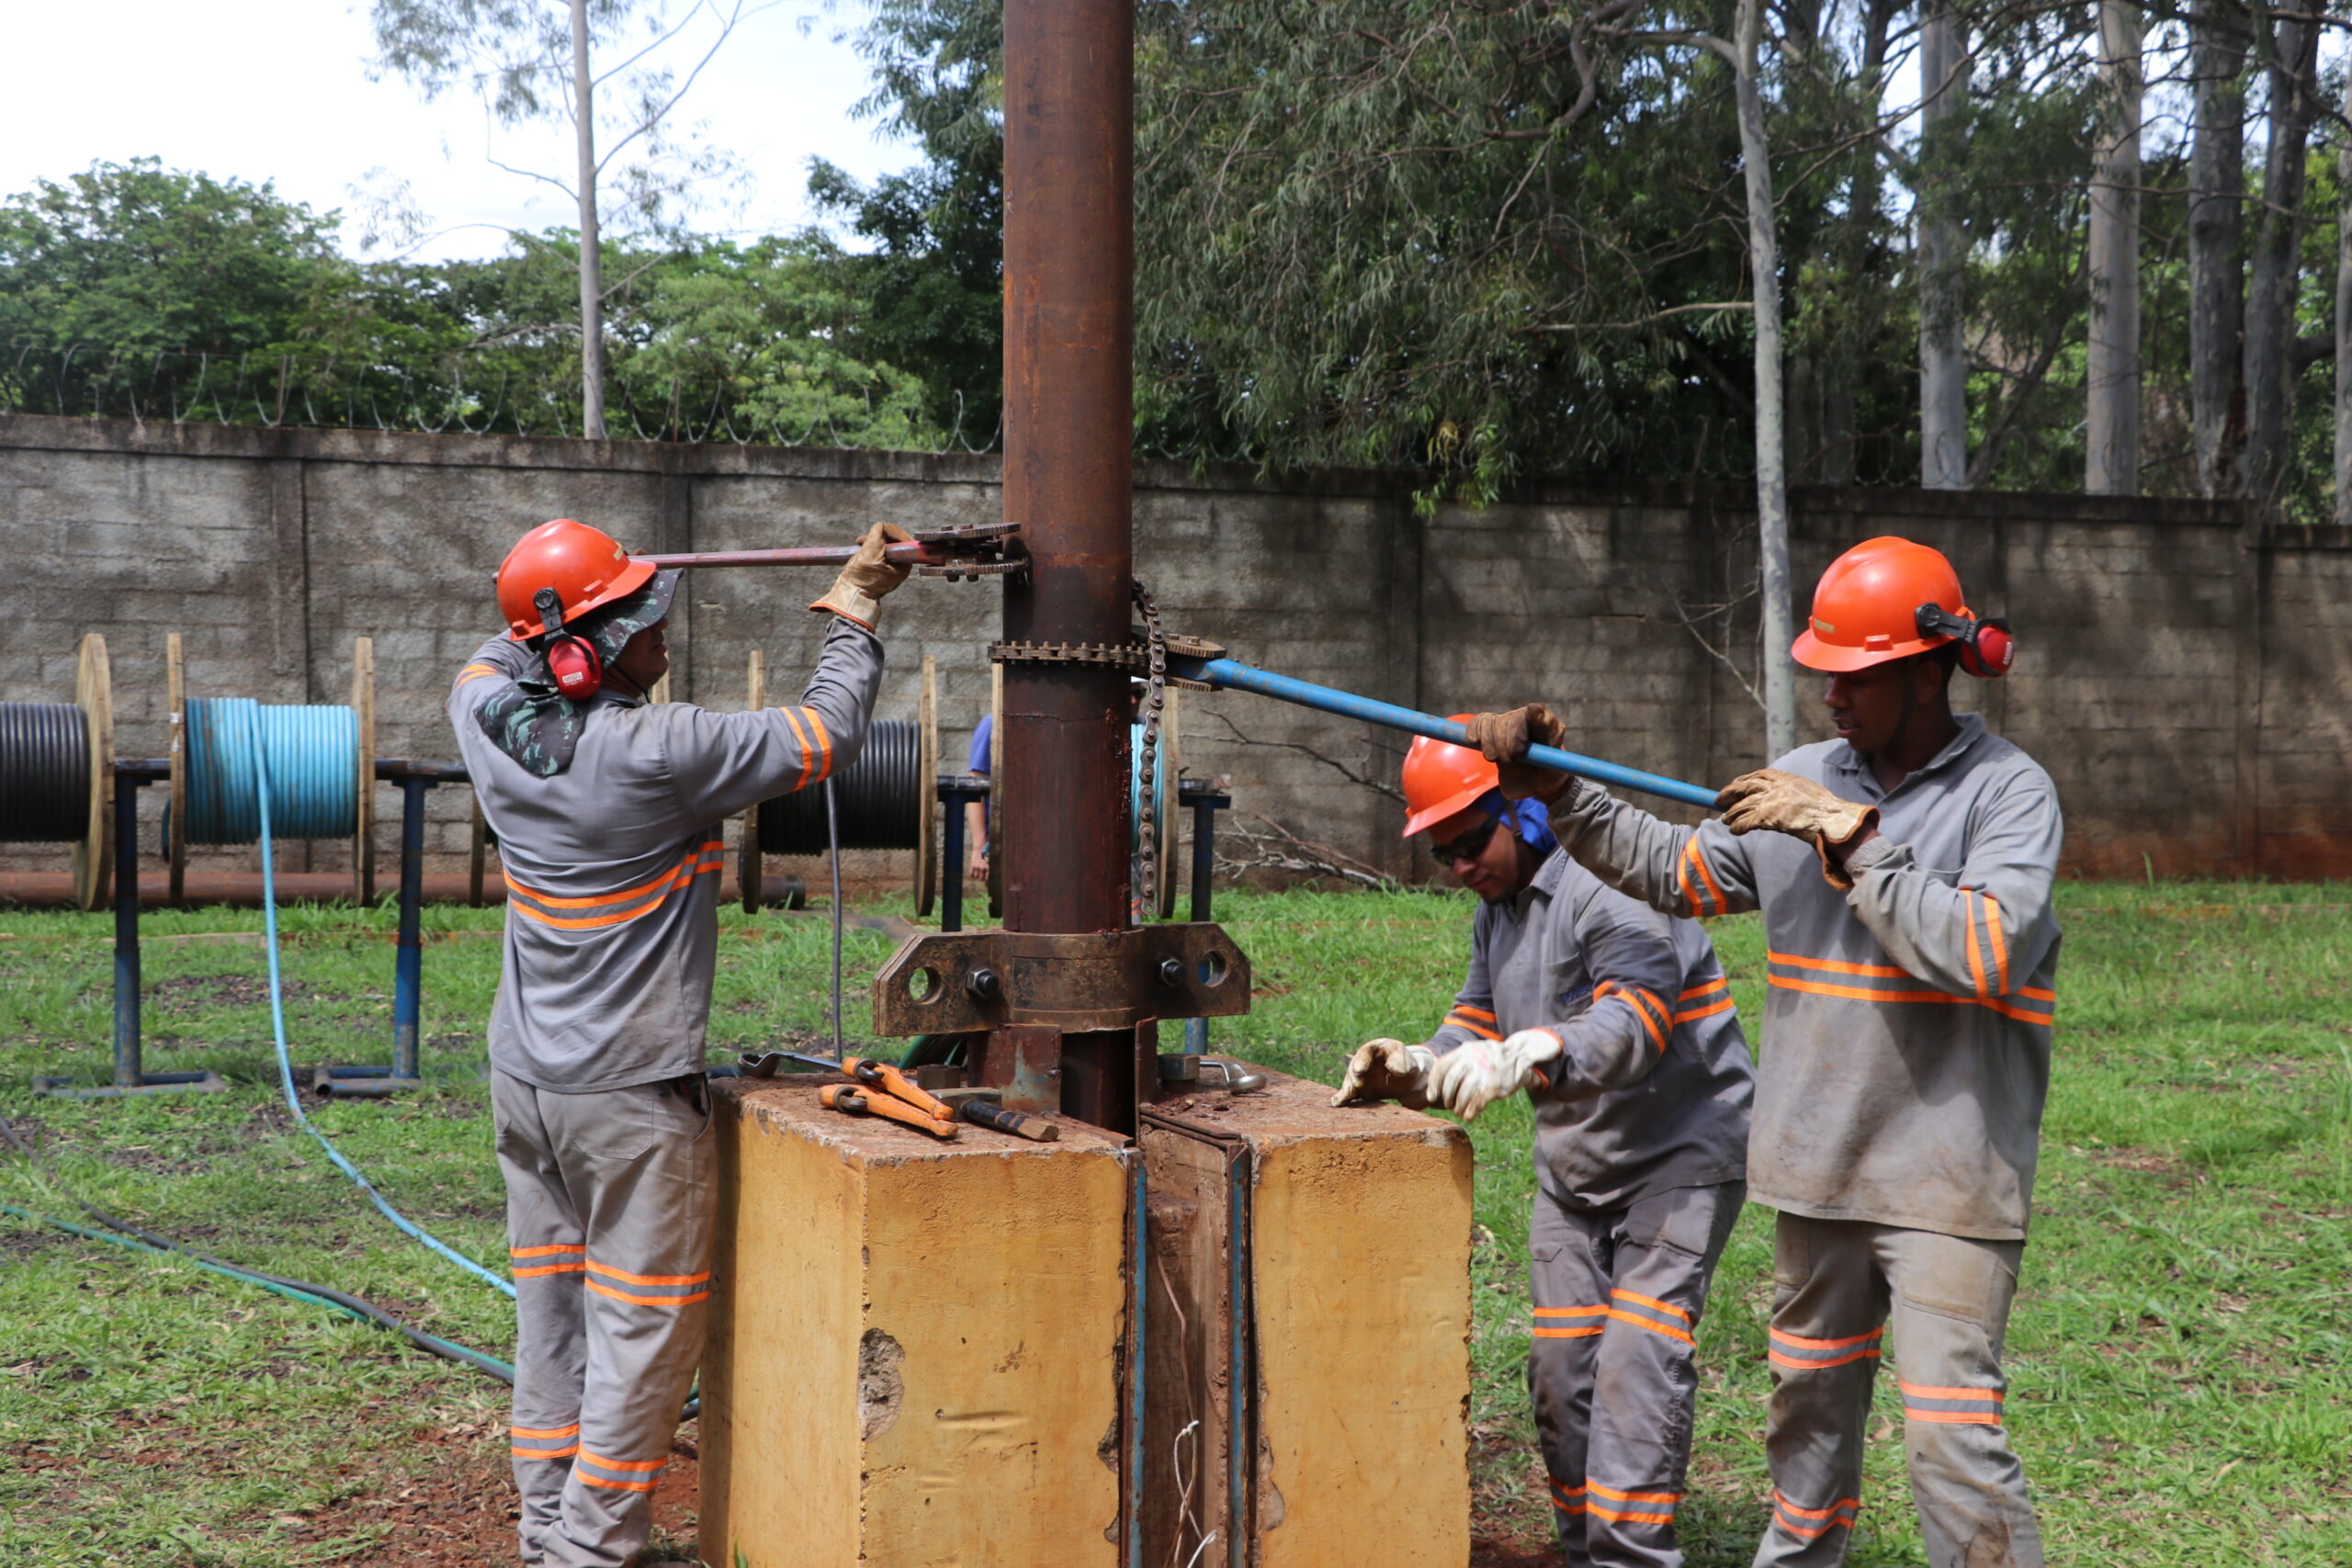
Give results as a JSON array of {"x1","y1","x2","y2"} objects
[
  {"x1": 1831, "y1": 711, "x2": 1986, "y2": 799},
  {"x1": 1503, "y1": 846, "x2": 1569, "y2": 919}
]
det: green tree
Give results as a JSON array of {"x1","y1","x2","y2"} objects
[{"x1": 368, "y1": 0, "x2": 754, "y2": 437}]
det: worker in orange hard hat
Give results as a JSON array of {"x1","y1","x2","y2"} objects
[
  {"x1": 1466, "y1": 536, "x2": 2057, "y2": 1568},
  {"x1": 1337, "y1": 722, "x2": 1754, "y2": 1568},
  {"x1": 452, "y1": 515, "x2": 912, "y2": 1568}
]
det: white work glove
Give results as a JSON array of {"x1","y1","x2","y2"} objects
[
  {"x1": 1428, "y1": 1029, "x2": 1564, "y2": 1122},
  {"x1": 1330, "y1": 1038, "x2": 1438, "y2": 1110}
]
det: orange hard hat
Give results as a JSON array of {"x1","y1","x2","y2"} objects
[
  {"x1": 1400, "y1": 719, "x2": 1499, "y2": 838},
  {"x1": 495, "y1": 519, "x2": 658, "y2": 641},
  {"x1": 1791, "y1": 536, "x2": 1970, "y2": 673}
]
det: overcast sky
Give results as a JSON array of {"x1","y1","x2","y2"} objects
[{"x1": 0, "y1": 0, "x2": 917, "y2": 262}]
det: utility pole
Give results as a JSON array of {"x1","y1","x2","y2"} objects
[
  {"x1": 1917, "y1": 0, "x2": 1970, "y2": 491},
  {"x1": 571, "y1": 0, "x2": 608, "y2": 441},
  {"x1": 2086, "y1": 0, "x2": 2143, "y2": 495}
]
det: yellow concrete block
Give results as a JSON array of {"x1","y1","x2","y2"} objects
[
  {"x1": 704, "y1": 1077, "x2": 1134, "y2": 1568},
  {"x1": 1142, "y1": 1065, "x2": 1475, "y2": 1568}
]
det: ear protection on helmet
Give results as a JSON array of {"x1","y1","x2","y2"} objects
[
  {"x1": 534, "y1": 586, "x2": 605, "y2": 700},
  {"x1": 1914, "y1": 603, "x2": 2015, "y2": 679}
]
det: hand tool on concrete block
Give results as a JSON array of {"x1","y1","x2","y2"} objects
[
  {"x1": 820, "y1": 1083, "x2": 961, "y2": 1139},
  {"x1": 962, "y1": 1100, "x2": 1060, "y2": 1142},
  {"x1": 841, "y1": 1055, "x2": 958, "y2": 1123}
]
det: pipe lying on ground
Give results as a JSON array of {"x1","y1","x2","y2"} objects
[{"x1": 1164, "y1": 655, "x2": 1721, "y2": 811}]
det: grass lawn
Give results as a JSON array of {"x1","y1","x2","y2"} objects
[{"x1": 3, "y1": 882, "x2": 2351, "y2": 1563}]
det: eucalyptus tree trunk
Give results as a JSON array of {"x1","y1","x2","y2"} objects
[
  {"x1": 2241, "y1": 5, "x2": 2319, "y2": 503},
  {"x1": 2189, "y1": 0, "x2": 2246, "y2": 498},
  {"x1": 571, "y1": 0, "x2": 608, "y2": 441},
  {"x1": 1732, "y1": 0, "x2": 1797, "y2": 759},
  {"x1": 1917, "y1": 0, "x2": 1969, "y2": 490},
  {"x1": 2086, "y1": 1, "x2": 2142, "y2": 494},
  {"x1": 2334, "y1": 65, "x2": 2352, "y2": 524}
]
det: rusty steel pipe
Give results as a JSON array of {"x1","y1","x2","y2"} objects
[
  {"x1": 999, "y1": 0, "x2": 1140, "y2": 1132},
  {"x1": 634, "y1": 544, "x2": 935, "y2": 570}
]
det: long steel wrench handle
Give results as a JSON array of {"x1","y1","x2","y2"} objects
[{"x1": 1165, "y1": 655, "x2": 1722, "y2": 811}]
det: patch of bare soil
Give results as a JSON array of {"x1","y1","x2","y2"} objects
[
  {"x1": 297, "y1": 1420, "x2": 701, "y2": 1566},
  {"x1": 1469, "y1": 1438, "x2": 1557, "y2": 1567}
]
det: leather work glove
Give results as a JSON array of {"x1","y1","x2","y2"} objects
[
  {"x1": 810, "y1": 522, "x2": 916, "y2": 628},
  {"x1": 1463, "y1": 705, "x2": 1578, "y2": 806},
  {"x1": 1715, "y1": 768, "x2": 1880, "y2": 890},
  {"x1": 1426, "y1": 1029, "x2": 1565, "y2": 1122},
  {"x1": 1331, "y1": 1039, "x2": 1437, "y2": 1110}
]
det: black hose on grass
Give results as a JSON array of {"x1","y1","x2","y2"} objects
[
  {"x1": 0, "y1": 1113, "x2": 702, "y2": 1419},
  {"x1": 0, "y1": 1113, "x2": 513, "y2": 1383}
]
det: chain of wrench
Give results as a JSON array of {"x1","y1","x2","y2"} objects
[{"x1": 1131, "y1": 579, "x2": 1169, "y2": 919}]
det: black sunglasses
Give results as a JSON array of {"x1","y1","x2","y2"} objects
[{"x1": 1429, "y1": 815, "x2": 1502, "y2": 866}]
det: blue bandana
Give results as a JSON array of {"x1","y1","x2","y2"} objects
[{"x1": 1474, "y1": 788, "x2": 1559, "y2": 856}]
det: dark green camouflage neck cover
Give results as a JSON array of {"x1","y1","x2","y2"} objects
[{"x1": 476, "y1": 570, "x2": 678, "y2": 777}]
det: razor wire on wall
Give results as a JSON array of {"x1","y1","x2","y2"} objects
[{"x1": 0, "y1": 342, "x2": 1258, "y2": 466}]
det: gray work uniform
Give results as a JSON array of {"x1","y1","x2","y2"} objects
[
  {"x1": 1428, "y1": 849, "x2": 1754, "y2": 1568},
  {"x1": 450, "y1": 617, "x2": 884, "y2": 1568},
  {"x1": 1548, "y1": 714, "x2": 2060, "y2": 1568}
]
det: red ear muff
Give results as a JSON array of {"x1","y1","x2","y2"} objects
[
  {"x1": 534, "y1": 586, "x2": 605, "y2": 700},
  {"x1": 1960, "y1": 620, "x2": 2014, "y2": 678},
  {"x1": 1915, "y1": 603, "x2": 2015, "y2": 679},
  {"x1": 545, "y1": 635, "x2": 604, "y2": 698}
]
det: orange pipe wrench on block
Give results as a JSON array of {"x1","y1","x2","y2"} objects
[{"x1": 818, "y1": 1055, "x2": 960, "y2": 1139}]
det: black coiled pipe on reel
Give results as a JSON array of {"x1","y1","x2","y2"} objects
[
  {"x1": 0, "y1": 703, "x2": 91, "y2": 842},
  {"x1": 759, "y1": 720, "x2": 922, "y2": 854}
]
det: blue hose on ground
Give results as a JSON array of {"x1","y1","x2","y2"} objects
[{"x1": 249, "y1": 708, "x2": 516, "y2": 1300}]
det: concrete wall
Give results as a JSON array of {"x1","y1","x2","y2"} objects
[{"x1": 5, "y1": 412, "x2": 2346, "y2": 884}]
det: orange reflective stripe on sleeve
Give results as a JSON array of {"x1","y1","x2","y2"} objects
[
  {"x1": 455, "y1": 663, "x2": 499, "y2": 689},
  {"x1": 1676, "y1": 837, "x2": 1722, "y2": 918},
  {"x1": 1984, "y1": 897, "x2": 2010, "y2": 994},
  {"x1": 1672, "y1": 976, "x2": 1735, "y2": 1025},
  {"x1": 1595, "y1": 982, "x2": 1668, "y2": 1052},
  {"x1": 1453, "y1": 1004, "x2": 1497, "y2": 1022},
  {"x1": 800, "y1": 707, "x2": 834, "y2": 783},
  {"x1": 1445, "y1": 1012, "x2": 1502, "y2": 1041},
  {"x1": 1964, "y1": 891, "x2": 1989, "y2": 998},
  {"x1": 776, "y1": 706, "x2": 817, "y2": 790}
]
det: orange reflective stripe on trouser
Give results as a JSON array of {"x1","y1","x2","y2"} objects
[
  {"x1": 1533, "y1": 1303, "x2": 1607, "y2": 1339},
  {"x1": 1767, "y1": 1325, "x2": 1883, "y2": 1370},
  {"x1": 576, "y1": 1446, "x2": 668, "y2": 1493},
  {"x1": 1587, "y1": 1480, "x2": 1682, "y2": 1526},
  {"x1": 510, "y1": 1421, "x2": 580, "y2": 1459},
  {"x1": 511, "y1": 1241, "x2": 586, "y2": 1280},
  {"x1": 584, "y1": 1258, "x2": 712, "y2": 1307},
  {"x1": 1549, "y1": 1477, "x2": 1588, "y2": 1517},
  {"x1": 1900, "y1": 1380, "x2": 2006, "y2": 1426},
  {"x1": 1602, "y1": 1288, "x2": 1694, "y2": 1344},
  {"x1": 1773, "y1": 1490, "x2": 1860, "y2": 1540}
]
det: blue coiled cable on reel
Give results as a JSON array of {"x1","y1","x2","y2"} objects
[{"x1": 182, "y1": 698, "x2": 358, "y2": 843}]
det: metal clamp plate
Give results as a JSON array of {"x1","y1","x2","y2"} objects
[{"x1": 871, "y1": 923, "x2": 1253, "y2": 1036}]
